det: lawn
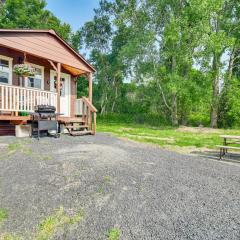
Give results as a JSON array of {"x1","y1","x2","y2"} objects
[{"x1": 97, "y1": 122, "x2": 240, "y2": 152}]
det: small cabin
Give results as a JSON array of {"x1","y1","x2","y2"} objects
[{"x1": 0, "y1": 29, "x2": 97, "y2": 136}]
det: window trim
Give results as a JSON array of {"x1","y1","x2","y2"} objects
[
  {"x1": 26, "y1": 62, "x2": 44, "y2": 90},
  {"x1": 0, "y1": 54, "x2": 13, "y2": 85}
]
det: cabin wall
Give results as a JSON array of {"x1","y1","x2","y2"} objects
[{"x1": 0, "y1": 46, "x2": 77, "y2": 117}]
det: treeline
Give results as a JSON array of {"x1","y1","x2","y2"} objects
[
  {"x1": 1, "y1": 0, "x2": 240, "y2": 128},
  {"x1": 78, "y1": 0, "x2": 240, "y2": 128}
]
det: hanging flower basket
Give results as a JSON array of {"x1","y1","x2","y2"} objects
[{"x1": 13, "y1": 64, "x2": 35, "y2": 77}]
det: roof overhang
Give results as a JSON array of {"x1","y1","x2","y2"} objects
[{"x1": 0, "y1": 29, "x2": 96, "y2": 76}]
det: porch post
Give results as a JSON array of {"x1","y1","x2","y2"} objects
[
  {"x1": 57, "y1": 62, "x2": 61, "y2": 113},
  {"x1": 88, "y1": 72, "x2": 93, "y2": 103}
]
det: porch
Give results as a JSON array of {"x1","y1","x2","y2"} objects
[{"x1": 0, "y1": 83, "x2": 97, "y2": 135}]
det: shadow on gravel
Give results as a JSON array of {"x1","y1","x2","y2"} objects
[{"x1": 191, "y1": 150, "x2": 240, "y2": 164}]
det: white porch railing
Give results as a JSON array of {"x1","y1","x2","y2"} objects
[
  {"x1": 0, "y1": 84, "x2": 57, "y2": 113},
  {"x1": 75, "y1": 98, "x2": 84, "y2": 115}
]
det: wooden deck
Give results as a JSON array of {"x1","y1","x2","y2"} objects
[
  {"x1": 0, "y1": 115, "x2": 84, "y2": 123},
  {"x1": 0, "y1": 115, "x2": 30, "y2": 121}
]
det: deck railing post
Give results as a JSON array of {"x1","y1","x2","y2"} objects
[
  {"x1": 88, "y1": 73, "x2": 92, "y2": 103},
  {"x1": 57, "y1": 62, "x2": 61, "y2": 114},
  {"x1": 93, "y1": 112, "x2": 97, "y2": 135}
]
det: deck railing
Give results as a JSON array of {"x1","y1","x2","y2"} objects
[
  {"x1": 75, "y1": 97, "x2": 97, "y2": 134},
  {"x1": 0, "y1": 84, "x2": 57, "y2": 113}
]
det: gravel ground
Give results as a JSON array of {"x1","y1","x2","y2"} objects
[{"x1": 0, "y1": 133, "x2": 239, "y2": 240}]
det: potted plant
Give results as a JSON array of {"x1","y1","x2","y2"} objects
[{"x1": 13, "y1": 64, "x2": 35, "y2": 77}]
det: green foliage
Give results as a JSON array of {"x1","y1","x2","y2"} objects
[
  {"x1": 80, "y1": 0, "x2": 240, "y2": 128},
  {"x1": 0, "y1": 0, "x2": 78, "y2": 46},
  {"x1": 98, "y1": 113, "x2": 169, "y2": 127},
  {"x1": 0, "y1": 208, "x2": 8, "y2": 223},
  {"x1": 218, "y1": 78, "x2": 240, "y2": 128},
  {"x1": 13, "y1": 64, "x2": 35, "y2": 77},
  {"x1": 107, "y1": 228, "x2": 120, "y2": 240},
  {"x1": 77, "y1": 76, "x2": 89, "y2": 98}
]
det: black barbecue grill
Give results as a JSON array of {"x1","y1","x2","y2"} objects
[{"x1": 31, "y1": 105, "x2": 60, "y2": 139}]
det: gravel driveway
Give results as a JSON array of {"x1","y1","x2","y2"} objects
[{"x1": 0, "y1": 133, "x2": 239, "y2": 240}]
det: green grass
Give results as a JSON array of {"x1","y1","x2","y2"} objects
[
  {"x1": 8, "y1": 143, "x2": 22, "y2": 153},
  {"x1": 104, "y1": 176, "x2": 112, "y2": 183},
  {"x1": 35, "y1": 207, "x2": 84, "y2": 240},
  {"x1": 0, "y1": 207, "x2": 84, "y2": 240},
  {"x1": 97, "y1": 122, "x2": 240, "y2": 151},
  {"x1": 0, "y1": 233, "x2": 22, "y2": 240},
  {"x1": 7, "y1": 141, "x2": 32, "y2": 156},
  {"x1": 107, "y1": 228, "x2": 121, "y2": 240},
  {"x1": 0, "y1": 208, "x2": 8, "y2": 223}
]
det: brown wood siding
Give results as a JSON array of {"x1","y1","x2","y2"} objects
[{"x1": 0, "y1": 32, "x2": 92, "y2": 72}]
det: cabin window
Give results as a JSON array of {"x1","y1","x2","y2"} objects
[
  {"x1": 27, "y1": 64, "x2": 44, "y2": 89},
  {"x1": 0, "y1": 55, "x2": 12, "y2": 84}
]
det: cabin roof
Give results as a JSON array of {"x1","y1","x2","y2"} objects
[{"x1": 0, "y1": 29, "x2": 96, "y2": 75}]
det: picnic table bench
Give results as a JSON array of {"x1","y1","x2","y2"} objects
[{"x1": 217, "y1": 135, "x2": 240, "y2": 160}]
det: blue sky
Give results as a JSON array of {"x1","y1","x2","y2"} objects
[{"x1": 45, "y1": 0, "x2": 100, "y2": 31}]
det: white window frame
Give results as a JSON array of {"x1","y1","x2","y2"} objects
[
  {"x1": 0, "y1": 55, "x2": 13, "y2": 85},
  {"x1": 26, "y1": 63, "x2": 44, "y2": 90}
]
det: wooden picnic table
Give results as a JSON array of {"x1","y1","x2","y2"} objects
[
  {"x1": 218, "y1": 135, "x2": 240, "y2": 159},
  {"x1": 220, "y1": 135, "x2": 240, "y2": 145}
]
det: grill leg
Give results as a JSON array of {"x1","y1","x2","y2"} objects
[
  {"x1": 219, "y1": 148, "x2": 223, "y2": 160},
  {"x1": 38, "y1": 121, "x2": 40, "y2": 140}
]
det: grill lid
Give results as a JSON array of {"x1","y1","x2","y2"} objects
[{"x1": 35, "y1": 105, "x2": 56, "y2": 113}]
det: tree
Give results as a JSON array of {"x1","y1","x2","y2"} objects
[
  {"x1": 0, "y1": 0, "x2": 72, "y2": 42},
  {"x1": 72, "y1": 0, "x2": 240, "y2": 128}
]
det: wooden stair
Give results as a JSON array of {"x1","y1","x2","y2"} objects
[
  {"x1": 64, "y1": 121, "x2": 93, "y2": 136},
  {"x1": 60, "y1": 96, "x2": 97, "y2": 137}
]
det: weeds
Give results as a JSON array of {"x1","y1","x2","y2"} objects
[
  {"x1": 0, "y1": 208, "x2": 8, "y2": 223},
  {"x1": 0, "y1": 207, "x2": 84, "y2": 240},
  {"x1": 107, "y1": 228, "x2": 121, "y2": 240}
]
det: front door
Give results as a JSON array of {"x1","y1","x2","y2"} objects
[{"x1": 50, "y1": 70, "x2": 70, "y2": 116}]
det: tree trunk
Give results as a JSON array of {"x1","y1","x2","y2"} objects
[
  {"x1": 171, "y1": 55, "x2": 178, "y2": 126},
  {"x1": 172, "y1": 93, "x2": 178, "y2": 126},
  {"x1": 100, "y1": 92, "x2": 108, "y2": 115},
  {"x1": 111, "y1": 83, "x2": 118, "y2": 112},
  {"x1": 210, "y1": 52, "x2": 220, "y2": 128},
  {"x1": 227, "y1": 47, "x2": 236, "y2": 80}
]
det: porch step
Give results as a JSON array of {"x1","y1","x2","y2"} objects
[
  {"x1": 58, "y1": 117, "x2": 85, "y2": 123},
  {"x1": 64, "y1": 121, "x2": 91, "y2": 136},
  {"x1": 70, "y1": 130, "x2": 93, "y2": 136},
  {"x1": 65, "y1": 125, "x2": 88, "y2": 129}
]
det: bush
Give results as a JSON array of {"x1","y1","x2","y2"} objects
[
  {"x1": 188, "y1": 113, "x2": 210, "y2": 127},
  {"x1": 98, "y1": 113, "x2": 169, "y2": 127}
]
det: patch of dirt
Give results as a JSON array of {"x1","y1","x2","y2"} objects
[
  {"x1": 163, "y1": 145, "x2": 212, "y2": 154},
  {"x1": 177, "y1": 126, "x2": 221, "y2": 134},
  {"x1": 124, "y1": 133, "x2": 175, "y2": 143},
  {"x1": 121, "y1": 128, "x2": 134, "y2": 131}
]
